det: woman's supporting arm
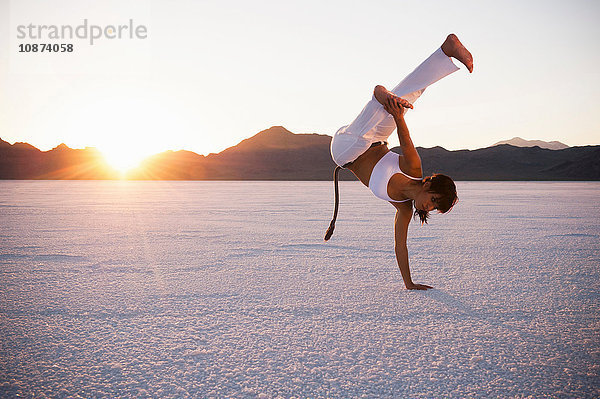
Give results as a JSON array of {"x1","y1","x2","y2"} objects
[{"x1": 394, "y1": 201, "x2": 433, "y2": 290}]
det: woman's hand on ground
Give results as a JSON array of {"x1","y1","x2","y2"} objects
[{"x1": 405, "y1": 283, "x2": 433, "y2": 290}]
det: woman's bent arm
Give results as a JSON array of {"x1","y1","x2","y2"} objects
[
  {"x1": 394, "y1": 113, "x2": 422, "y2": 172},
  {"x1": 394, "y1": 202, "x2": 433, "y2": 290},
  {"x1": 383, "y1": 97, "x2": 422, "y2": 175}
]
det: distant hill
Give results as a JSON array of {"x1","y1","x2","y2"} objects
[
  {"x1": 404, "y1": 144, "x2": 599, "y2": 180},
  {"x1": 126, "y1": 126, "x2": 335, "y2": 180},
  {"x1": 491, "y1": 137, "x2": 569, "y2": 150},
  {"x1": 0, "y1": 138, "x2": 118, "y2": 179},
  {"x1": 1, "y1": 128, "x2": 599, "y2": 180}
]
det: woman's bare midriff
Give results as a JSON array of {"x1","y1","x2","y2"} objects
[{"x1": 345, "y1": 145, "x2": 390, "y2": 187}]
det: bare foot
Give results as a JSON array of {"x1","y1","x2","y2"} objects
[
  {"x1": 441, "y1": 33, "x2": 473, "y2": 73},
  {"x1": 373, "y1": 85, "x2": 413, "y2": 109}
]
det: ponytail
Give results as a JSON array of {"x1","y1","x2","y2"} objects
[{"x1": 414, "y1": 208, "x2": 430, "y2": 224}]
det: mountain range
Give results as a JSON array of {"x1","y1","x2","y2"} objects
[
  {"x1": 1, "y1": 127, "x2": 599, "y2": 180},
  {"x1": 491, "y1": 137, "x2": 569, "y2": 150}
]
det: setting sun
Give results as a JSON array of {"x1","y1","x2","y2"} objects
[
  {"x1": 51, "y1": 89, "x2": 190, "y2": 176},
  {"x1": 99, "y1": 146, "x2": 149, "y2": 173}
]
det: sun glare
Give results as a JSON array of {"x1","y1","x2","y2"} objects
[
  {"x1": 100, "y1": 147, "x2": 148, "y2": 173},
  {"x1": 53, "y1": 85, "x2": 192, "y2": 177}
]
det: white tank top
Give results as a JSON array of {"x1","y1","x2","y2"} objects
[{"x1": 368, "y1": 151, "x2": 422, "y2": 202}]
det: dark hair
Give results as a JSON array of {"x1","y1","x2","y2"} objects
[{"x1": 414, "y1": 174, "x2": 458, "y2": 224}]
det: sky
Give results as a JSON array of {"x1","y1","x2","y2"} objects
[{"x1": 1, "y1": 0, "x2": 599, "y2": 169}]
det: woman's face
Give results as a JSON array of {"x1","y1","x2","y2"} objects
[{"x1": 415, "y1": 188, "x2": 441, "y2": 212}]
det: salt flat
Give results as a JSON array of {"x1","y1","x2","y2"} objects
[{"x1": 0, "y1": 181, "x2": 598, "y2": 398}]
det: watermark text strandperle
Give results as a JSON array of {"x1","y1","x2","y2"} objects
[{"x1": 16, "y1": 19, "x2": 148, "y2": 45}]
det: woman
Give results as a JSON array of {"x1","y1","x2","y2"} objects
[{"x1": 325, "y1": 34, "x2": 473, "y2": 290}]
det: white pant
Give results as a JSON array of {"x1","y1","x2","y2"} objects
[{"x1": 330, "y1": 47, "x2": 460, "y2": 167}]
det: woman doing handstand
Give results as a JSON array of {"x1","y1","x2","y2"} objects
[{"x1": 325, "y1": 34, "x2": 474, "y2": 290}]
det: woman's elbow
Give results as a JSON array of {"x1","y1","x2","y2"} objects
[{"x1": 394, "y1": 241, "x2": 408, "y2": 252}]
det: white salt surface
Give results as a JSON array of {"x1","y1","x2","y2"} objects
[{"x1": 0, "y1": 181, "x2": 598, "y2": 398}]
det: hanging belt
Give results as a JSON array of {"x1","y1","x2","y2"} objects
[{"x1": 326, "y1": 141, "x2": 388, "y2": 240}]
